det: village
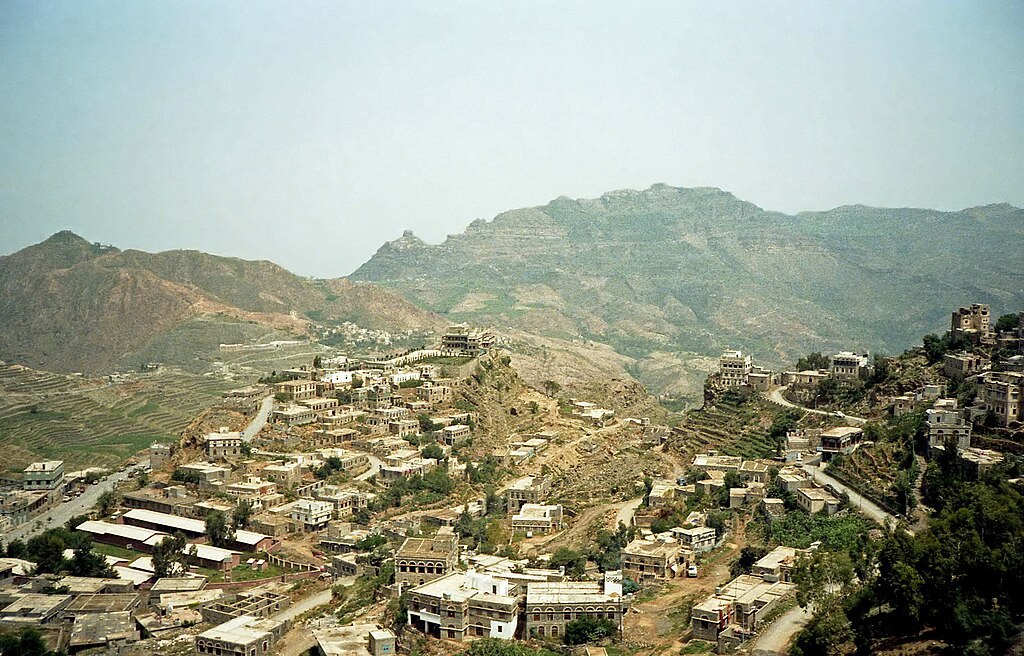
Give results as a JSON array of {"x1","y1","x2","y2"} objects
[{"x1": 0, "y1": 307, "x2": 1021, "y2": 656}]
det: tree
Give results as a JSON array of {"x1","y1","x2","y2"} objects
[
  {"x1": 233, "y1": 499, "x2": 253, "y2": 528},
  {"x1": 205, "y1": 511, "x2": 235, "y2": 548},
  {"x1": 542, "y1": 380, "x2": 561, "y2": 396},
  {"x1": 563, "y1": 616, "x2": 616, "y2": 644},
  {"x1": 417, "y1": 413, "x2": 437, "y2": 433},
  {"x1": 5, "y1": 539, "x2": 26, "y2": 560},
  {"x1": 421, "y1": 444, "x2": 445, "y2": 461},
  {"x1": 549, "y1": 547, "x2": 587, "y2": 578},
  {"x1": 995, "y1": 312, "x2": 1020, "y2": 334},
  {"x1": 96, "y1": 490, "x2": 119, "y2": 516},
  {"x1": 313, "y1": 355, "x2": 323, "y2": 369},
  {"x1": 730, "y1": 545, "x2": 769, "y2": 578},
  {"x1": 68, "y1": 543, "x2": 116, "y2": 578},
  {"x1": 0, "y1": 627, "x2": 52, "y2": 656},
  {"x1": 795, "y1": 352, "x2": 830, "y2": 371},
  {"x1": 152, "y1": 532, "x2": 190, "y2": 577},
  {"x1": 25, "y1": 533, "x2": 67, "y2": 574}
]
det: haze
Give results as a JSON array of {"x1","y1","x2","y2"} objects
[{"x1": 1, "y1": 1, "x2": 1022, "y2": 277}]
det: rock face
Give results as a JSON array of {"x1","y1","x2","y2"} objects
[
  {"x1": 353, "y1": 185, "x2": 1024, "y2": 372},
  {"x1": 0, "y1": 232, "x2": 442, "y2": 373}
]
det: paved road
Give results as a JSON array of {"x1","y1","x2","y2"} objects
[
  {"x1": 766, "y1": 386, "x2": 867, "y2": 426},
  {"x1": 5, "y1": 460, "x2": 150, "y2": 543},
  {"x1": 271, "y1": 587, "x2": 335, "y2": 623},
  {"x1": 242, "y1": 395, "x2": 275, "y2": 441},
  {"x1": 354, "y1": 453, "x2": 384, "y2": 482},
  {"x1": 615, "y1": 498, "x2": 643, "y2": 528},
  {"x1": 749, "y1": 604, "x2": 812, "y2": 655},
  {"x1": 802, "y1": 463, "x2": 899, "y2": 530}
]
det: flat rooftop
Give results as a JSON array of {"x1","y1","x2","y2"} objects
[{"x1": 526, "y1": 582, "x2": 618, "y2": 605}]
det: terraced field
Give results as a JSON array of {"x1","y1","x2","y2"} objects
[
  {"x1": 672, "y1": 390, "x2": 800, "y2": 459},
  {"x1": 0, "y1": 364, "x2": 235, "y2": 472}
]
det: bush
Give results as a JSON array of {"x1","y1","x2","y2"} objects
[{"x1": 563, "y1": 616, "x2": 617, "y2": 644}]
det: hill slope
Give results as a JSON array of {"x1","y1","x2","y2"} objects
[
  {"x1": 0, "y1": 231, "x2": 442, "y2": 373},
  {"x1": 353, "y1": 185, "x2": 1024, "y2": 385}
]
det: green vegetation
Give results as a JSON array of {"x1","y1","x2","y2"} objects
[
  {"x1": 563, "y1": 616, "x2": 617, "y2": 644},
  {"x1": 459, "y1": 639, "x2": 561, "y2": 656},
  {"x1": 0, "y1": 627, "x2": 56, "y2": 656},
  {"x1": 205, "y1": 510, "x2": 235, "y2": 548},
  {"x1": 1, "y1": 525, "x2": 115, "y2": 578},
  {"x1": 755, "y1": 511, "x2": 872, "y2": 553},
  {"x1": 995, "y1": 312, "x2": 1020, "y2": 333}
]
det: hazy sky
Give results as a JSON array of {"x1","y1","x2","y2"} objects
[{"x1": 2, "y1": 1, "x2": 1022, "y2": 277}]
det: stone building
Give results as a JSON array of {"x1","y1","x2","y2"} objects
[
  {"x1": 524, "y1": 580, "x2": 624, "y2": 640},
  {"x1": 406, "y1": 570, "x2": 520, "y2": 641},
  {"x1": 951, "y1": 304, "x2": 992, "y2": 342},
  {"x1": 395, "y1": 528, "x2": 460, "y2": 587},
  {"x1": 506, "y1": 476, "x2": 551, "y2": 513},
  {"x1": 979, "y1": 371, "x2": 1024, "y2": 427},
  {"x1": 718, "y1": 350, "x2": 752, "y2": 387}
]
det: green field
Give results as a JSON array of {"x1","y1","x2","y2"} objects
[{"x1": 0, "y1": 365, "x2": 235, "y2": 472}]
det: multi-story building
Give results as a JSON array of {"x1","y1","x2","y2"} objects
[
  {"x1": 510, "y1": 504, "x2": 564, "y2": 535},
  {"x1": 315, "y1": 486, "x2": 370, "y2": 519},
  {"x1": 796, "y1": 487, "x2": 839, "y2": 515},
  {"x1": 273, "y1": 379, "x2": 317, "y2": 401},
  {"x1": 524, "y1": 580, "x2": 624, "y2": 640},
  {"x1": 261, "y1": 461, "x2": 303, "y2": 488},
  {"x1": 406, "y1": 570, "x2": 520, "y2": 641},
  {"x1": 395, "y1": 529, "x2": 460, "y2": 587},
  {"x1": 979, "y1": 371, "x2": 1024, "y2": 427},
  {"x1": 416, "y1": 382, "x2": 452, "y2": 405},
  {"x1": 830, "y1": 352, "x2": 870, "y2": 380},
  {"x1": 272, "y1": 405, "x2": 317, "y2": 427},
  {"x1": 621, "y1": 538, "x2": 689, "y2": 581},
  {"x1": 943, "y1": 352, "x2": 990, "y2": 379},
  {"x1": 818, "y1": 427, "x2": 863, "y2": 461},
  {"x1": 506, "y1": 476, "x2": 551, "y2": 513},
  {"x1": 441, "y1": 424, "x2": 471, "y2": 446},
  {"x1": 289, "y1": 499, "x2": 334, "y2": 532},
  {"x1": 718, "y1": 350, "x2": 752, "y2": 387},
  {"x1": 691, "y1": 574, "x2": 796, "y2": 644},
  {"x1": 673, "y1": 526, "x2": 717, "y2": 553},
  {"x1": 150, "y1": 443, "x2": 173, "y2": 469},
  {"x1": 951, "y1": 304, "x2": 992, "y2": 342},
  {"x1": 23, "y1": 461, "x2": 65, "y2": 491},
  {"x1": 194, "y1": 615, "x2": 288, "y2": 656},
  {"x1": 206, "y1": 431, "x2": 244, "y2": 459},
  {"x1": 926, "y1": 404, "x2": 972, "y2": 452},
  {"x1": 441, "y1": 325, "x2": 495, "y2": 357}
]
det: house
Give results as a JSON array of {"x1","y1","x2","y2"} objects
[
  {"x1": 738, "y1": 461, "x2": 770, "y2": 484},
  {"x1": 395, "y1": 528, "x2": 460, "y2": 587},
  {"x1": 261, "y1": 461, "x2": 303, "y2": 488},
  {"x1": 524, "y1": 580, "x2": 624, "y2": 640},
  {"x1": 978, "y1": 371, "x2": 1024, "y2": 427},
  {"x1": 206, "y1": 430, "x2": 244, "y2": 459},
  {"x1": 441, "y1": 324, "x2": 495, "y2": 357},
  {"x1": 621, "y1": 537, "x2": 688, "y2": 581},
  {"x1": 950, "y1": 304, "x2": 993, "y2": 342},
  {"x1": 782, "y1": 369, "x2": 830, "y2": 388},
  {"x1": 511, "y1": 504, "x2": 564, "y2": 535},
  {"x1": 312, "y1": 624, "x2": 396, "y2": 656},
  {"x1": 273, "y1": 379, "x2": 317, "y2": 401},
  {"x1": 673, "y1": 526, "x2": 717, "y2": 553},
  {"x1": 272, "y1": 404, "x2": 317, "y2": 427},
  {"x1": 177, "y1": 462, "x2": 230, "y2": 486},
  {"x1": 315, "y1": 486, "x2": 370, "y2": 519},
  {"x1": 648, "y1": 480, "x2": 676, "y2": 507},
  {"x1": 926, "y1": 403, "x2": 972, "y2": 452},
  {"x1": 960, "y1": 447, "x2": 1004, "y2": 477},
  {"x1": 290, "y1": 499, "x2": 334, "y2": 532},
  {"x1": 389, "y1": 419, "x2": 419, "y2": 438},
  {"x1": 442, "y1": 424, "x2": 471, "y2": 445},
  {"x1": 751, "y1": 545, "x2": 812, "y2": 583},
  {"x1": 892, "y1": 395, "x2": 915, "y2": 417},
  {"x1": 506, "y1": 476, "x2": 551, "y2": 513},
  {"x1": 150, "y1": 443, "x2": 173, "y2": 468},
  {"x1": 691, "y1": 574, "x2": 795, "y2": 643},
  {"x1": 194, "y1": 615, "x2": 289, "y2": 656},
  {"x1": 776, "y1": 468, "x2": 809, "y2": 493},
  {"x1": 943, "y1": 352, "x2": 990, "y2": 379},
  {"x1": 122, "y1": 485, "x2": 200, "y2": 516},
  {"x1": 719, "y1": 350, "x2": 752, "y2": 387},
  {"x1": 416, "y1": 382, "x2": 452, "y2": 405},
  {"x1": 818, "y1": 427, "x2": 863, "y2": 461},
  {"x1": 796, "y1": 487, "x2": 840, "y2": 515},
  {"x1": 406, "y1": 570, "x2": 520, "y2": 641},
  {"x1": 22, "y1": 461, "x2": 65, "y2": 491},
  {"x1": 830, "y1": 352, "x2": 871, "y2": 380}
]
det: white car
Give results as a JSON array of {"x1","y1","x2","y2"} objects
[{"x1": 687, "y1": 565, "x2": 698, "y2": 578}]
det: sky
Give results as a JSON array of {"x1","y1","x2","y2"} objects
[{"x1": 1, "y1": 1, "x2": 1022, "y2": 277}]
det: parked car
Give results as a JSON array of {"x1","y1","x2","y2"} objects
[{"x1": 687, "y1": 565, "x2": 698, "y2": 578}]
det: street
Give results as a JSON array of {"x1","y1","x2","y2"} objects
[
  {"x1": 5, "y1": 460, "x2": 150, "y2": 543},
  {"x1": 242, "y1": 395, "x2": 275, "y2": 441},
  {"x1": 801, "y1": 463, "x2": 898, "y2": 530},
  {"x1": 750, "y1": 604, "x2": 812, "y2": 655},
  {"x1": 765, "y1": 385, "x2": 867, "y2": 425}
]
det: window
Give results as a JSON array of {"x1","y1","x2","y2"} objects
[{"x1": 551, "y1": 625, "x2": 559, "y2": 637}]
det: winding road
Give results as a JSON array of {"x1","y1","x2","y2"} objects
[
  {"x1": 765, "y1": 385, "x2": 867, "y2": 426},
  {"x1": 801, "y1": 463, "x2": 901, "y2": 530},
  {"x1": 242, "y1": 395, "x2": 275, "y2": 441}
]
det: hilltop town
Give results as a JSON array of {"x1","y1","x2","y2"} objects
[{"x1": 0, "y1": 304, "x2": 1020, "y2": 656}]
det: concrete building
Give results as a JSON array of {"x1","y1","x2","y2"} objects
[
  {"x1": 818, "y1": 427, "x2": 863, "y2": 461},
  {"x1": 312, "y1": 624, "x2": 396, "y2": 656},
  {"x1": 441, "y1": 324, "x2": 495, "y2": 357},
  {"x1": 621, "y1": 537, "x2": 688, "y2": 581},
  {"x1": 272, "y1": 404, "x2": 317, "y2": 427},
  {"x1": 194, "y1": 615, "x2": 288, "y2": 656},
  {"x1": 979, "y1": 371, "x2": 1024, "y2": 427},
  {"x1": 273, "y1": 379, "x2": 317, "y2": 401},
  {"x1": 506, "y1": 476, "x2": 551, "y2": 513},
  {"x1": 673, "y1": 526, "x2": 717, "y2": 553},
  {"x1": 690, "y1": 574, "x2": 796, "y2": 644},
  {"x1": 22, "y1": 461, "x2": 65, "y2": 491},
  {"x1": 406, "y1": 570, "x2": 520, "y2": 641},
  {"x1": 718, "y1": 350, "x2": 752, "y2": 387},
  {"x1": 510, "y1": 504, "x2": 564, "y2": 535},
  {"x1": 943, "y1": 352, "x2": 990, "y2": 379},
  {"x1": 926, "y1": 405, "x2": 972, "y2": 452},
  {"x1": 960, "y1": 447, "x2": 1005, "y2": 477},
  {"x1": 261, "y1": 461, "x2": 303, "y2": 488},
  {"x1": 830, "y1": 352, "x2": 871, "y2": 380},
  {"x1": 524, "y1": 580, "x2": 624, "y2": 640},
  {"x1": 951, "y1": 304, "x2": 992, "y2": 342},
  {"x1": 442, "y1": 424, "x2": 471, "y2": 446},
  {"x1": 206, "y1": 430, "x2": 244, "y2": 459},
  {"x1": 150, "y1": 443, "x2": 173, "y2": 469},
  {"x1": 290, "y1": 499, "x2": 334, "y2": 532},
  {"x1": 395, "y1": 528, "x2": 460, "y2": 587},
  {"x1": 796, "y1": 487, "x2": 840, "y2": 515}
]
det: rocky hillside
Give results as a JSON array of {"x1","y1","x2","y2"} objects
[
  {"x1": 353, "y1": 185, "x2": 1024, "y2": 391},
  {"x1": 0, "y1": 231, "x2": 442, "y2": 373}
]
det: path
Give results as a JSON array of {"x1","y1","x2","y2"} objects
[
  {"x1": 616, "y1": 497, "x2": 643, "y2": 528},
  {"x1": 271, "y1": 587, "x2": 337, "y2": 656},
  {"x1": 5, "y1": 460, "x2": 150, "y2": 543},
  {"x1": 355, "y1": 453, "x2": 384, "y2": 481},
  {"x1": 242, "y1": 395, "x2": 275, "y2": 441},
  {"x1": 765, "y1": 386, "x2": 867, "y2": 426},
  {"x1": 749, "y1": 604, "x2": 812, "y2": 655},
  {"x1": 801, "y1": 463, "x2": 899, "y2": 530}
]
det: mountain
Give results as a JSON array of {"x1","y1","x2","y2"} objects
[
  {"x1": 0, "y1": 231, "x2": 442, "y2": 373},
  {"x1": 353, "y1": 185, "x2": 1024, "y2": 392}
]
